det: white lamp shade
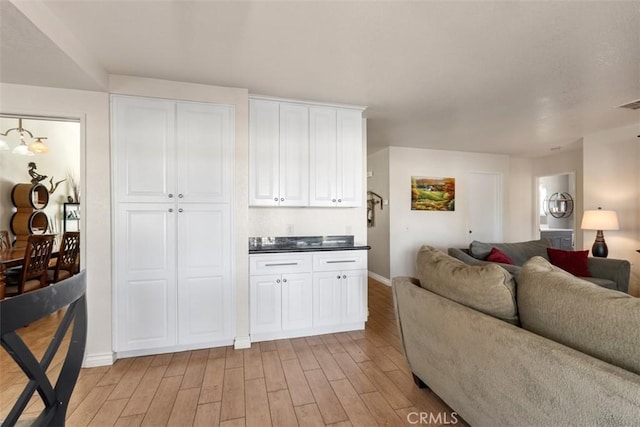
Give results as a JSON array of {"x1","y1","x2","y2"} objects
[
  {"x1": 12, "y1": 142, "x2": 34, "y2": 156},
  {"x1": 581, "y1": 209, "x2": 619, "y2": 231},
  {"x1": 0, "y1": 136, "x2": 9, "y2": 150},
  {"x1": 29, "y1": 139, "x2": 49, "y2": 153}
]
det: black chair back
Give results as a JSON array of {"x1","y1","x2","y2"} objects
[{"x1": 0, "y1": 270, "x2": 87, "y2": 426}]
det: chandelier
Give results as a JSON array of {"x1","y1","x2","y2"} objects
[{"x1": 0, "y1": 117, "x2": 49, "y2": 155}]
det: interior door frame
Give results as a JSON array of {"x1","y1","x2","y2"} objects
[{"x1": 534, "y1": 171, "x2": 577, "y2": 243}]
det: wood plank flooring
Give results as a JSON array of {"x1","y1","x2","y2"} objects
[{"x1": 1, "y1": 279, "x2": 465, "y2": 426}]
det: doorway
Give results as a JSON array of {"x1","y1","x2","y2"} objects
[
  {"x1": 536, "y1": 172, "x2": 576, "y2": 249},
  {"x1": 0, "y1": 115, "x2": 81, "y2": 245}
]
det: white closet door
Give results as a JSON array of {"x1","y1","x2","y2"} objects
[
  {"x1": 468, "y1": 172, "x2": 503, "y2": 243},
  {"x1": 116, "y1": 203, "x2": 177, "y2": 351},
  {"x1": 309, "y1": 107, "x2": 338, "y2": 206},
  {"x1": 177, "y1": 204, "x2": 232, "y2": 345},
  {"x1": 177, "y1": 102, "x2": 233, "y2": 203},
  {"x1": 249, "y1": 99, "x2": 280, "y2": 206},
  {"x1": 112, "y1": 96, "x2": 176, "y2": 202}
]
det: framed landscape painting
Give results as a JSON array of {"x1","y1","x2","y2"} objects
[{"x1": 411, "y1": 176, "x2": 455, "y2": 211}]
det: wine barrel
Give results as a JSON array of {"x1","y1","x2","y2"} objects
[
  {"x1": 11, "y1": 183, "x2": 49, "y2": 209},
  {"x1": 10, "y1": 211, "x2": 49, "y2": 235}
]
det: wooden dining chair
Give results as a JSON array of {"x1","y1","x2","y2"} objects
[
  {"x1": 48, "y1": 231, "x2": 80, "y2": 283},
  {"x1": 5, "y1": 234, "x2": 55, "y2": 297},
  {"x1": 0, "y1": 271, "x2": 87, "y2": 425},
  {"x1": 0, "y1": 230, "x2": 10, "y2": 251}
]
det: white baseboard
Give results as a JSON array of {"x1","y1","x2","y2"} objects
[
  {"x1": 83, "y1": 352, "x2": 115, "y2": 368},
  {"x1": 368, "y1": 271, "x2": 391, "y2": 286},
  {"x1": 234, "y1": 336, "x2": 251, "y2": 349}
]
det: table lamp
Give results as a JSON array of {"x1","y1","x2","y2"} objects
[{"x1": 580, "y1": 207, "x2": 619, "y2": 257}]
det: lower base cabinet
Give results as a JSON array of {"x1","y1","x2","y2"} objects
[{"x1": 250, "y1": 250, "x2": 368, "y2": 342}]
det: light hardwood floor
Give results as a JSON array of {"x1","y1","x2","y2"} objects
[{"x1": 2, "y1": 279, "x2": 465, "y2": 426}]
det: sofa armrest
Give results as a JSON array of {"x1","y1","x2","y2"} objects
[{"x1": 587, "y1": 257, "x2": 630, "y2": 293}]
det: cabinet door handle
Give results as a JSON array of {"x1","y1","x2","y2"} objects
[
  {"x1": 274, "y1": 197, "x2": 279, "y2": 201},
  {"x1": 338, "y1": 199, "x2": 342, "y2": 203},
  {"x1": 343, "y1": 275, "x2": 347, "y2": 279},
  {"x1": 178, "y1": 208, "x2": 184, "y2": 213},
  {"x1": 276, "y1": 279, "x2": 281, "y2": 283},
  {"x1": 280, "y1": 198, "x2": 284, "y2": 202},
  {"x1": 265, "y1": 262, "x2": 298, "y2": 267},
  {"x1": 168, "y1": 208, "x2": 174, "y2": 213},
  {"x1": 326, "y1": 260, "x2": 356, "y2": 264},
  {"x1": 337, "y1": 275, "x2": 341, "y2": 279},
  {"x1": 168, "y1": 194, "x2": 174, "y2": 198},
  {"x1": 178, "y1": 194, "x2": 184, "y2": 198},
  {"x1": 283, "y1": 278, "x2": 287, "y2": 283},
  {"x1": 332, "y1": 198, "x2": 337, "y2": 202}
]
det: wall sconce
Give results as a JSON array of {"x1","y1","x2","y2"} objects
[
  {"x1": 580, "y1": 207, "x2": 619, "y2": 257},
  {"x1": 0, "y1": 117, "x2": 49, "y2": 155}
]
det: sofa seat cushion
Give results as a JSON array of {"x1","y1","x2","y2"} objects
[
  {"x1": 518, "y1": 256, "x2": 640, "y2": 376},
  {"x1": 469, "y1": 239, "x2": 550, "y2": 266},
  {"x1": 416, "y1": 245, "x2": 518, "y2": 324}
]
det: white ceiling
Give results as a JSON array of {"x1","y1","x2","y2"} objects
[{"x1": 1, "y1": 0, "x2": 639, "y2": 156}]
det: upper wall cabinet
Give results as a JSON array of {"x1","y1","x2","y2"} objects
[
  {"x1": 249, "y1": 97, "x2": 364, "y2": 208},
  {"x1": 249, "y1": 99, "x2": 309, "y2": 207},
  {"x1": 113, "y1": 95, "x2": 233, "y2": 204},
  {"x1": 309, "y1": 107, "x2": 363, "y2": 207}
]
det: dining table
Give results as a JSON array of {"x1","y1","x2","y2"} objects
[{"x1": 0, "y1": 247, "x2": 59, "y2": 300}]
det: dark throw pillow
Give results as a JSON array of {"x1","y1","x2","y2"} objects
[
  {"x1": 487, "y1": 247, "x2": 515, "y2": 265},
  {"x1": 546, "y1": 248, "x2": 591, "y2": 277}
]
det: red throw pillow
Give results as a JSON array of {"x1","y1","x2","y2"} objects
[
  {"x1": 486, "y1": 247, "x2": 514, "y2": 265},
  {"x1": 546, "y1": 248, "x2": 591, "y2": 277}
]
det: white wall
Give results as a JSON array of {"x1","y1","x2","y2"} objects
[
  {"x1": 0, "y1": 118, "x2": 80, "y2": 238},
  {"x1": 0, "y1": 82, "x2": 112, "y2": 365},
  {"x1": 109, "y1": 75, "x2": 251, "y2": 347},
  {"x1": 388, "y1": 146, "x2": 510, "y2": 278},
  {"x1": 366, "y1": 148, "x2": 390, "y2": 282},
  {"x1": 583, "y1": 124, "x2": 639, "y2": 296},
  {"x1": 504, "y1": 156, "x2": 535, "y2": 242}
]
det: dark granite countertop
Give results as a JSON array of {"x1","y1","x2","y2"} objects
[{"x1": 249, "y1": 235, "x2": 370, "y2": 254}]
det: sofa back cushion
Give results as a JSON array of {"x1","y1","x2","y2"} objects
[
  {"x1": 416, "y1": 245, "x2": 518, "y2": 324},
  {"x1": 518, "y1": 256, "x2": 640, "y2": 375},
  {"x1": 469, "y1": 239, "x2": 550, "y2": 266}
]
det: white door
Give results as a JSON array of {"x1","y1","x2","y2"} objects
[
  {"x1": 281, "y1": 273, "x2": 313, "y2": 330},
  {"x1": 177, "y1": 204, "x2": 232, "y2": 345},
  {"x1": 341, "y1": 269, "x2": 367, "y2": 323},
  {"x1": 279, "y1": 103, "x2": 309, "y2": 206},
  {"x1": 177, "y1": 102, "x2": 233, "y2": 203},
  {"x1": 468, "y1": 172, "x2": 503, "y2": 243},
  {"x1": 336, "y1": 109, "x2": 363, "y2": 207},
  {"x1": 116, "y1": 203, "x2": 177, "y2": 351},
  {"x1": 250, "y1": 275, "x2": 282, "y2": 334},
  {"x1": 309, "y1": 107, "x2": 338, "y2": 207},
  {"x1": 312, "y1": 271, "x2": 342, "y2": 326},
  {"x1": 112, "y1": 96, "x2": 176, "y2": 203},
  {"x1": 249, "y1": 99, "x2": 280, "y2": 206}
]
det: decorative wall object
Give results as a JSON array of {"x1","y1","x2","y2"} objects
[{"x1": 411, "y1": 176, "x2": 455, "y2": 211}]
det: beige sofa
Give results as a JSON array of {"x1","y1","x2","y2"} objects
[{"x1": 393, "y1": 246, "x2": 640, "y2": 426}]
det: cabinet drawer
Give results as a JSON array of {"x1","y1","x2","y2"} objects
[
  {"x1": 250, "y1": 253, "x2": 313, "y2": 275},
  {"x1": 312, "y1": 250, "x2": 367, "y2": 271}
]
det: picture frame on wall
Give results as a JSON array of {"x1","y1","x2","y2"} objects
[{"x1": 411, "y1": 176, "x2": 455, "y2": 211}]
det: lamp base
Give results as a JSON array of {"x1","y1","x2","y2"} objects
[{"x1": 592, "y1": 230, "x2": 608, "y2": 258}]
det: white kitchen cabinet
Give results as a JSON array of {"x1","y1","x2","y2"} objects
[
  {"x1": 250, "y1": 253, "x2": 313, "y2": 339},
  {"x1": 113, "y1": 95, "x2": 233, "y2": 203},
  {"x1": 112, "y1": 95, "x2": 234, "y2": 356},
  {"x1": 309, "y1": 107, "x2": 363, "y2": 207},
  {"x1": 250, "y1": 250, "x2": 367, "y2": 342},
  {"x1": 249, "y1": 99, "x2": 309, "y2": 206},
  {"x1": 312, "y1": 250, "x2": 368, "y2": 326}
]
